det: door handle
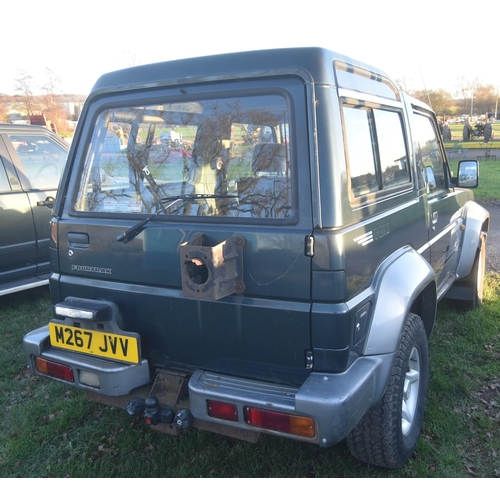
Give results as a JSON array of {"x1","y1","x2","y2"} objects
[
  {"x1": 68, "y1": 232, "x2": 90, "y2": 249},
  {"x1": 37, "y1": 196, "x2": 55, "y2": 209}
]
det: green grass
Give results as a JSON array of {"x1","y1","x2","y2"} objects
[
  {"x1": 445, "y1": 141, "x2": 500, "y2": 150},
  {"x1": 1, "y1": 278, "x2": 499, "y2": 477},
  {"x1": 1, "y1": 156, "x2": 499, "y2": 477},
  {"x1": 447, "y1": 159, "x2": 499, "y2": 202}
]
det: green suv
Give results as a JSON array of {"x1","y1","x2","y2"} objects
[{"x1": 23, "y1": 48, "x2": 489, "y2": 468}]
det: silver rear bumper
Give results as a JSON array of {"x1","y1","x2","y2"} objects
[
  {"x1": 189, "y1": 353, "x2": 394, "y2": 447},
  {"x1": 24, "y1": 325, "x2": 394, "y2": 446},
  {"x1": 24, "y1": 326, "x2": 150, "y2": 396}
]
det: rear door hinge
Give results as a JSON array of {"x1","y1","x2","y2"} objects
[
  {"x1": 305, "y1": 350, "x2": 314, "y2": 370},
  {"x1": 305, "y1": 235, "x2": 315, "y2": 257}
]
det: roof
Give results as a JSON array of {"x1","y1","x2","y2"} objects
[
  {"x1": 0, "y1": 123, "x2": 69, "y2": 148},
  {"x1": 0, "y1": 123, "x2": 55, "y2": 133},
  {"x1": 89, "y1": 47, "x2": 394, "y2": 95}
]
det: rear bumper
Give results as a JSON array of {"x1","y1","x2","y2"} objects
[
  {"x1": 189, "y1": 354, "x2": 394, "y2": 446},
  {"x1": 23, "y1": 326, "x2": 150, "y2": 396},
  {"x1": 24, "y1": 325, "x2": 394, "y2": 446}
]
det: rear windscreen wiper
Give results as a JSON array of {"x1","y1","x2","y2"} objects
[{"x1": 115, "y1": 194, "x2": 235, "y2": 243}]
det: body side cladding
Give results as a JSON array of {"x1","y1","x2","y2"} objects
[
  {"x1": 453, "y1": 201, "x2": 490, "y2": 280},
  {"x1": 362, "y1": 246, "x2": 436, "y2": 356}
]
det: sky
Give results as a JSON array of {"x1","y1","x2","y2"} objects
[{"x1": 3, "y1": 0, "x2": 499, "y2": 97}]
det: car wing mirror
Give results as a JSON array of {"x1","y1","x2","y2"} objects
[{"x1": 457, "y1": 160, "x2": 479, "y2": 188}]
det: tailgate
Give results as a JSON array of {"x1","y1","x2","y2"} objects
[{"x1": 53, "y1": 78, "x2": 314, "y2": 385}]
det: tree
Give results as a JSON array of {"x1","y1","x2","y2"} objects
[
  {"x1": 395, "y1": 76, "x2": 416, "y2": 94},
  {"x1": 39, "y1": 68, "x2": 67, "y2": 129},
  {"x1": 40, "y1": 68, "x2": 61, "y2": 108},
  {"x1": 122, "y1": 49, "x2": 143, "y2": 68},
  {"x1": 0, "y1": 93, "x2": 8, "y2": 122},
  {"x1": 455, "y1": 77, "x2": 482, "y2": 116},
  {"x1": 410, "y1": 89, "x2": 456, "y2": 119},
  {"x1": 14, "y1": 70, "x2": 38, "y2": 116},
  {"x1": 473, "y1": 84, "x2": 497, "y2": 115}
]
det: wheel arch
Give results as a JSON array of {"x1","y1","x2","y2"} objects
[
  {"x1": 362, "y1": 246, "x2": 436, "y2": 356},
  {"x1": 455, "y1": 201, "x2": 490, "y2": 280}
]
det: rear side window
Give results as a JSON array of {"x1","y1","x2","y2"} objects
[
  {"x1": 0, "y1": 159, "x2": 10, "y2": 191},
  {"x1": 343, "y1": 104, "x2": 409, "y2": 199},
  {"x1": 411, "y1": 112, "x2": 447, "y2": 192},
  {"x1": 75, "y1": 94, "x2": 293, "y2": 219}
]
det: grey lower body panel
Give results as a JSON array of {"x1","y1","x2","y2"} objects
[
  {"x1": 24, "y1": 325, "x2": 394, "y2": 446},
  {"x1": 189, "y1": 354, "x2": 394, "y2": 446},
  {"x1": 0, "y1": 276, "x2": 49, "y2": 296}
]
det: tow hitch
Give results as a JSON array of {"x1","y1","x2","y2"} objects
[
  {"x1": 86, "y1": 369, "x2": 260, "y2": 442},
  {"x1": 124, "y1": 371, "x2": 194, "y2": 430},
  {"x1": 126, "y1": 395, "x2": 193, "y2": 429}
]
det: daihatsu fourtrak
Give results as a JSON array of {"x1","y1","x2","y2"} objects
[{"x1": 23, "y1": 47, "x2": 489, "y2": 468}]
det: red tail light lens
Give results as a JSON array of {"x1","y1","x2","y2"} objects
[
  {"x1": 207, "y1": 400, "x2": 239, "y2": 422},
  {"x1": 50, "y1": 220, "x2": 58, "y2": 248},
  {"x1": 244, "y1": 406, "x2": 315, "y2": 438},
  {"x1": 35, "y1": 357, "x2": 74, "y2": 382}
]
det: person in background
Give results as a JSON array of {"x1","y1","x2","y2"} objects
[
  {"x1": 463, "y1": 119, "x2": 473, "y2": 141},
  {"x1": 484, "y1": 120, "x2": 493, "y2": 143},
  {"x1": 443, "y1": 122, "x2": 452, "y2": 142}
]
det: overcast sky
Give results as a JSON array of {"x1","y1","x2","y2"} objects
[{"x1": 4, "y1": 0, "x2": 499, "y2": 97}]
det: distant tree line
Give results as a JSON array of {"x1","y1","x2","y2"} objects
[
  {"x1": 396, "y1": 76, "x2": 499, "y2": 120},
  {"x1": 1, "y1": 70, "x2": 499, "y2": 131},
  {"x1": 0, "y1": 68, "x2": 82, "y2": 133}
]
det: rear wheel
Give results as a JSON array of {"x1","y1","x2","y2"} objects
[{"x1": 346, "y1": 313, "x2": 429, "y2": 469}]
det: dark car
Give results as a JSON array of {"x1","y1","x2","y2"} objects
[{"x1": 0, "y1": 123, "x2": 69, "y2": 296}]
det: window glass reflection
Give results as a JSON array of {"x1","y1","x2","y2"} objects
[{"x1": 76, "y1": 95, "x2": 292, "y2": 219}]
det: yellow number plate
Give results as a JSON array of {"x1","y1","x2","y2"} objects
[{"x1": 49, "y1": 322, "x2": 140, "y2": 364}]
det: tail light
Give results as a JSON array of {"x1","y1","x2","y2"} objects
[
  {"x1": 35, "y1": 356, "x2": 74, "y2": 382},
  {"x1": 244, "y1": 406, "x2": 315, "y2": 438},
  {"x1": 49, "y1": 220, "x2": 59, "y2": 272},
  {"x1": 207, "y1": 400, "x2": 238, "y2": 422}
]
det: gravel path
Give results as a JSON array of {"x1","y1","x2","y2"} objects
[{"x1": 480, "y1": 201, "x2": 500, "y2": 273}]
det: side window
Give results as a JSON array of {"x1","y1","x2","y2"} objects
[
  {"x1": 373, "y1": 109, "x2": 409, "y2": 188},
  {"x1": 343, "y1": 104, "x2": 409, "y2": 198},
  {"x1": 412, "y1": 112, "x2": 446, "y2": 192},
  {"x1": 343, "y1": 107, "x2": 378, "y2": 197},
  {"x1": 0, "y1": 158, "x2": 11, "y2": 191},
  {"x1": 8, "y1": 134, "x2": 68, "y2": 189}
]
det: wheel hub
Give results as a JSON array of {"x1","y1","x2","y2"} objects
[{"x1": 401, "y1": 346, "x2": 420, "y2": 435}]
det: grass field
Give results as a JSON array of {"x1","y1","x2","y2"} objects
[
  {"x1": 1, "y1": 159, "x2": 499, "y2": 478},
  {"x1": 448, "y1": 159, "x2": 500, "y2": 202},
  {"x1": 1, "y1": 280, "x2": 498, "y2": 478}
]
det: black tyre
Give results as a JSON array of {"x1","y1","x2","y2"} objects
[{"x1": 346, "y1": 313, "x2": 429, "y2": 469}]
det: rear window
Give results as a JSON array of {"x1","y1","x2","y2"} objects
[{"x1": 75, "y1": 94, "x2": 293, "y2": 219}]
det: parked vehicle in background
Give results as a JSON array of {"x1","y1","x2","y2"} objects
[
  {"x1": 23, "y1": 48, "x2": 489, "y2": 469},
  {"x1": 0, "y1": 124, "x2": 68, "y2": 296}
]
